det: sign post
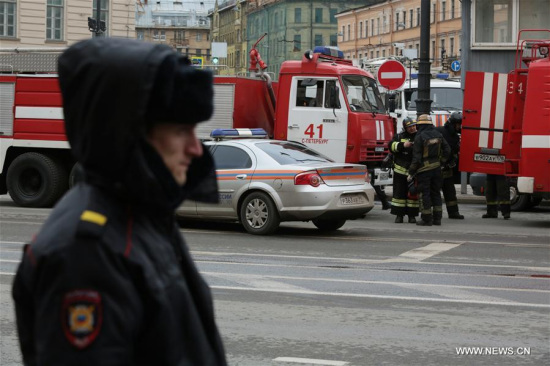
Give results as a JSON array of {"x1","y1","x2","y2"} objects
[{"x1": 377, "y1": 60, "x2": 407, "y2": 90}]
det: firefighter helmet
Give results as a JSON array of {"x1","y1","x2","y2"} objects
[
  {"x1": 448, "y1": 111, "x2": 462, "y2": 124},
  {"x1": 416, "y1": 114, "x2": 432, "y2": 124},
  {"x1": 402, "y1": 117, "x2": 417, "y2": 130}
]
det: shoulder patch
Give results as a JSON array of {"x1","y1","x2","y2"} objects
[
  {"x1": 62, "y1": 289, "x2": 103, "y2": 349},
  {"x1": 80, "y1": 210, "x2": 107, "y2": 226}
]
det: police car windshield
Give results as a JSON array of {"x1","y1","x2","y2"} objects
[
  {"x1": 406, "y1": 88, "x2": 463, "y2": 111},
  {"x1": 341, "y1": 75, "x2": 386, "y2": 113},
  {"x1": 256, "y1": 141, "x2": 334, "y2": 165}
]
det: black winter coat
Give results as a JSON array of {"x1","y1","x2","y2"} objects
[
  {"x1": 12, "y1": 38, "x2": 226, "y2": 366},
  {"x1": 436, "y1": 121, "x2": 460, "y2": 166}
]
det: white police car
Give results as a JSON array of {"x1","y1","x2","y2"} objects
[{"x1": 176, "y1": 128, "x2": 375, "y2": 235}]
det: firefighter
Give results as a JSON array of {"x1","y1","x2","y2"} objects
[
  {"x1": 436, "y1": 111, "x2": 465, "y2": 219},
  {"x1": 408, "y1": 114, "x2": 451, "y2": 226},
  {"x1": 12, "y1": 38, "x2": 227, "y2": 365},
  {"x1": 390, "y1": 117, "x2": 419, "y2": 223},
  {"x1": 483, "y1": 174, "x2": 511, "y2": 219}
]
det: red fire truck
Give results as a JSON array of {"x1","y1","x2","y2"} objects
[
  {"x1": 0, "y1": 44, "x2": 394, "y2": 208},
  {"x1": 460, "y1": 30, "x2": 550, "y2": 209}
]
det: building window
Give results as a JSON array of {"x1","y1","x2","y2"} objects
[
  {"x1": 403, "y1": 11, "x2": 406, "y2": 28},
  {"x1": 451, "y1": 0, "x2": 455, "y2": 19},
  {"x1": 46, "y1": 0, "x2": 64, "y2": 41},
  {"x1": 196, "y1": 49, "x2": 202, "y2": 56},
  {"x1": 376, "y1": 18, "x2": 380, "y2": 35},
  {"x1": 410, "y1": 9, "x2": 413, "y2": 28},
  {"x1": 330, "y1": 9, "x2": 337, "y2": 24},
  {"x1": 416, "y1": 8, "x2": 420, "y2": 27},
  {"x1": 371, "y1": 19, "x2": 374, "y2": 36},
  {"x1": 341, "y1": 25, "x2": 345, "y2": 41},
  {"x1": 383, "y1": 16, "x2": 387, "y2": 33},
  {"x1": 347, "y1": 24, "x2": 350, "y2": 40},
  {"x1": 330, "y1": 34, "x2": 337, "y2": 46},
  {"x1": 395, "y1": 13, "x2": 400, "y2": 31},
  {"x1": 315, "y1": 8, "x2": 322, "y2": 23},
  {"x1": 431, "y1": 3, "x2": 436, "y2": 23},
  {"x1": 450, "y1": 37, "x2": 455, "y2": 56},
  {"x1": 153, "y1": 30, "x2": 166, "y2": 41},
  {"x1": 92, "y1": 0, "x2": 109, "y2": 35},
  {"x1": 315, "y1": 34, "x2": 322, "y2": 46},
  {"x1": 365, "y1": 21, "x2": 368, "y2": 37},
  {"x1": 432, "y1": 40, "x2": 436, "y2": 60},
  {"x1": 293, "y1": 34, "x2": 301, "y2": 51},
  {"x1": 196, "y1": 32, "x2": 202, "y2": 41},
  {"x1": 0, "y1": 0, "x2": 16, "y2": 37},
  {"x1": 295, "y1": 8, "x2": 301, "y2": 23},
  {"x1": 442, "y1": 1, "x2": 446, "y2": 21},
  {"x1": 359, "y1": 22, "x2": 362, "y2": 38},
  {"x1": 137, "y1": 30, "x2": 144, "y2": 40},
  {"x1": 382, "y1": 49, "x2": 386, "y2": 57},
  {"x1": 441, "y1": 39, "x2": 446, "y2": 59},
  {"x1": 370, "y1": 51, "x2": 374, "y2": 58}
]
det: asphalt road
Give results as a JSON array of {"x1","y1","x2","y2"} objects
[{"x1": 1, "y1": 195, "x2": 549, "y2": 365}]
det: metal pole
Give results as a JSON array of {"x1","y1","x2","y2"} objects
[
  {"x1": 95, "y1": 0, "x2": 102, "y2": 38},
  {"x1": 416, "y1": 0, "x2": 432, "y2": 117}
]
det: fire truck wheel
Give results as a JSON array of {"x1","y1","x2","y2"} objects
[
  {"x1": 239, "y1": 192, "x2": 280, "y2": 235},
  {"x1": 509, "y1": 185, "x2": 531, "y2": 211},
  {"x1": 312, "y1": 219, "x2": 347, "y2": 231},
  {"x1": 7, "y1": 152, "x2": 69, "y2": 208},
  {"x1": 69, "y1": 163, "x2": 85, "y2": 188}
]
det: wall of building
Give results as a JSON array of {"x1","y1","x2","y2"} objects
[
  {"x1": 337, "y1": 0, "x2": 462, "y2": 70},
  {"x1": 0, "y1": 0, "x2": 135, "y2": 49}
]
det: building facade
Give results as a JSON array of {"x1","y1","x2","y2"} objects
[
  {"x1": 135, "y1": 0, "x2": 212, "y2": 61},
  {"x1": 209, "y1": 0, "x2": 248, "y2": 76},
  {"x1": 246, "y1": 0, "x2": 367, "y2": 78},
  {"x1": 0, "y1": 0, "x2": 135, "y2": 48},
  {"x1": 461, "y1": 0, "x2": 550, "y2": 77},
  {"x1": 336, "y1": 0, "x2": 462, "y2": 71}
]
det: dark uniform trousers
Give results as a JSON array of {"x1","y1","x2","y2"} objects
[
  {"x1": 485, "y1": 174, "x2": 511, "y2": 216},
  {"x1": 391, "y1": 172, "x2": 420, "y2": 217},
  {"x1": 441, "y1": 168, "x2": 459, "y2": 215},
  {"x1": 417, "y1": 168, "x2": 443, "y2": 221}
]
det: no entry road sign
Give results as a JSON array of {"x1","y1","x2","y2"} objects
[{"x1": 377, "y1": 60, "x2": 406, "y2": 90}]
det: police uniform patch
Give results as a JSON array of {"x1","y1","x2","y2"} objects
[{"x1": 62, "y1": 289, "x2": 103, "y2": 349}]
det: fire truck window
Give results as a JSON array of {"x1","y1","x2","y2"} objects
[
  {"x1": 296, "y1": 79, "x2": 324, "y2": 108},
  {"x1": 325, "y1": 80, "x2": 341, "y2": 109}
]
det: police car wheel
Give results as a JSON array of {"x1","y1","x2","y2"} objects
[
  {"x1": 240, "y1": 192, "x2": 280, "y2": 235},
  {"x1": 312, "y1": 219, "x2": 346, "y2": 231},
  {"x1": 7, "y1": 152, "x2": 68, "y2": 208}
]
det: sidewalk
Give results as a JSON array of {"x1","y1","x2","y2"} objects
[{"x1": 382, "y1": 184, "x2": 486, "y2": 204}]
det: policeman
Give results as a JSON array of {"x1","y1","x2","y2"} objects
[
  {"x1": 408, "y1": 114, "x2": 451, "y2": 226},
  {"x1": 436, "y1": 111, "x2": 465, "y2": 219},
  {"x1": 390, "y1": 117, "x2": 419, "y2": 223},
  {"x1": 483, "y1": 174, "x2": 511, "y2": 219}
]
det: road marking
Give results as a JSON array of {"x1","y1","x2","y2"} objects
[
  {"x1": 193, "y1": 251, "x2": 550, "y2": 273},
  {"x1": 204, "y1": 272, "x2": 550, "y2": 293},
  {"x1": 212, "y1": 285, "x2": 550, "y2": 309},
  {"x1": 274, "y1": 357, "x2": 349, "y2": 365},
  {"x1": 395, "y1": 242, "x2": 462, "y2": 262}
]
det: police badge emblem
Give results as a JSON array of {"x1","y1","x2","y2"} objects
[{"x1": 62, "y1": 289, "x2": 103, "y2": 349}]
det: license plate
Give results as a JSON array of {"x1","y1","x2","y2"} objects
[
  {"x1": 340, "y1": 194, "x2": 365, "y2": 205},
  {"x1": 378, "y1": 171, "x2": 389, "y2": 181},
  {"x1": 374, "y1": 168, "x2": 393, "y2": 185},
  {"x1": 375, "y1": 146, "x2": 385, "y2": 152},
  {"x1": 474, "y1": 153, "x2": 505, "y2": 163}
]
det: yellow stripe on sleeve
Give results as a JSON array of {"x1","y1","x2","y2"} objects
[{"x1": 80, "y1": 210, "x2": 107, "y2": 226}]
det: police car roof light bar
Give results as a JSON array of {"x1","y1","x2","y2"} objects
[{"x1": 210, "y1": 128, "x2": 268, "y2": 140}]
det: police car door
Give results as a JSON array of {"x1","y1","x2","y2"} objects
[
  {"x1": 196, "y1": 143, "x2": 255, "y2": 218},
  {"x1": 287, "y1": 77, "x2": 348, "y2": 162}
]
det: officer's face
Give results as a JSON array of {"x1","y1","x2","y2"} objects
[
  {"x1": 147, "y1": 123, "x2": 203, "y2": 186},
  {"x1": 454, "y1": 123, "x2": 462, "y2": 132},
  {"x1": 406, "y1": 125, "x2": 417, "y2": 134}
]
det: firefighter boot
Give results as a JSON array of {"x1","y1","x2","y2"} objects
[
  {"x1": 448, "y1": 212, "x2": 464, "y2": 219},
  {"x1": 395, "y1": 215, "x2": 404, "y2": 223},
  {"x1": 482, "y1": 206, "x2": 498, "y2": 219},
  {"x1": 501, "y1": 204, "x2": 511, "y2": 220},
  {"x1": 433, "y1": 211, "x2": 442, "y2": 226},
  {"x1": 416, "y1": 214, "x2": 433, "y2": 226},
  {"x1": 408, "y1": 216, "x2": 417, "y2": 224}
]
